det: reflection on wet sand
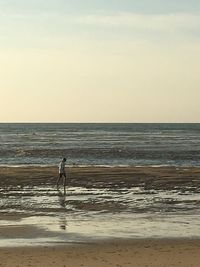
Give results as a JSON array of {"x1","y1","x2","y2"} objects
[
  {"x1": 0, "y1": 166, "x2": 200, "y2": 244},
  {"x1": 58, "y1": 189, "x2": 66, "y2": 208},
  {"x1": 57, "y1": 189, "x2": 68, "y2": 231}
]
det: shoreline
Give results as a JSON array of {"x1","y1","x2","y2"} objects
[{"x1": 1, "y1": 164, "x2": 200, "y2": 168}]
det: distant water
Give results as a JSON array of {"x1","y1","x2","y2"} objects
[{"x1": 0, "y1": 123, "x2": 200, "y2": 167}]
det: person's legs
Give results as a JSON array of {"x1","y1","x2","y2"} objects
[
  {"x1": 57, "y1": 173, "x2": 62, "y2": 187},
  {"x1": 63, "y1": 173, "x2": 67, "y2": 189}
]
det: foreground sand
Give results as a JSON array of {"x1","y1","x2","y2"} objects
[{"x1": 0, "y1": 240, "x2": 200, "y2": 267}]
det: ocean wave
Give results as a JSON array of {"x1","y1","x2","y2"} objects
[{"x1": 0, "y1": 163, "x2": 198, "y2": 168}]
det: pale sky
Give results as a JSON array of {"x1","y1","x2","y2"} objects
[{"x1": 0, "y1": 0, "x2": 200, "y2": 122}]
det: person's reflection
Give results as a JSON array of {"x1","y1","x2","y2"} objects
[
  {"x1": 59, "y1": 215, "x2": 67, "y2": 230},
  {"x1": 58, "y1": 189, "x2": 66, "y2": 207},
  {"x1": 57, "y1": 189, "x2": 68, "y2": 230}
]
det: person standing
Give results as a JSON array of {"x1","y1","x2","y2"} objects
[{"x1": 57, "y1": 158, "x2": 67, "y2": 189}]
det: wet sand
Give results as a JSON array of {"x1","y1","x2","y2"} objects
[
  {"x1": 1, "y1": 166, "x2": 200, "y2": 190},
  {"x1": 0, "y1": 166, "x2": 200, "y2": 228},
  {"x1": 0, "y1": 166, "x2": 200, "y2": 266},
  {"x1": 0, "y1": 239, "x2": 200, "y2": 267}
]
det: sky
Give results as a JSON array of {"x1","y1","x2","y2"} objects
[{"x1": 0, "y1": 0, "x2": 200, "y2": 122}]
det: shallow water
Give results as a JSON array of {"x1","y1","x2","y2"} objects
[{"x1": 0, "y1": 184, "x2": 200, "y2": 246}]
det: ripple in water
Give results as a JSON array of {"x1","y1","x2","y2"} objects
[{"x1": 0, "y1": 184, "x2": 200, "y2": 244}]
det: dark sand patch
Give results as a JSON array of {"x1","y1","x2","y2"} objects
[{"x1": 0, "y1": 166, "x2": 200, "y2": 192}]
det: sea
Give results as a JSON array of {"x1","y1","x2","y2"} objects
[
  {"x1": 0, "y1": 123, "x2": 200, "y2": 246},
  {"x1": 0, "y1": 123, "x2": 200, "y2": 167}
]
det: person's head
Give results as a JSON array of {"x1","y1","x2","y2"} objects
[{"x1": 63, "y1": 158, "x2": 66, "y2": 162}]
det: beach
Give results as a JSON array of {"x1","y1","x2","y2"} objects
[
  {"x1": 0, "y1": 239, "x2": 200, "y2": 267},
  {"x1": 0, "y1": 166, "x2": 200, "y2": 265},
  {"x1": 1, "y1": 0, "x2": 200, "y2": 262},
  {"x1": 1, "y1": 165, "x2": 200, "y2": 190}
]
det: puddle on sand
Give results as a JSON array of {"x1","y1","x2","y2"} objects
[{"x1": 0, "y1": 185, "x2": 200, "y2": 246}]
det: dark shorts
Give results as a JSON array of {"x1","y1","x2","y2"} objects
[{"x1": 59, "y1": 172, "x2": 66, "y2": 178}]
